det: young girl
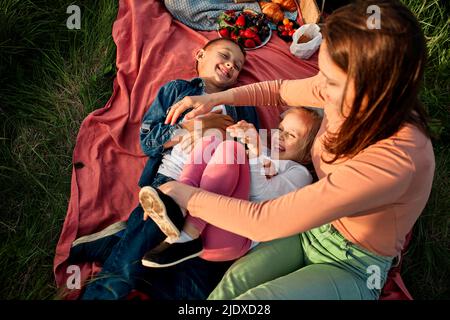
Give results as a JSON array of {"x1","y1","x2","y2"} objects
[{"x1": 139, "y1": 107, "x2": 322, "y2": 267}]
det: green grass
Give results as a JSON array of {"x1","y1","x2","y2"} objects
[
  {"x1": 0, "y1": 0, "x2": 118, "y2": 299},
  {"x1": 0, "y1": 0, "x2": 448, "y2": 299},
  {"x1": 400, "y1": 0, "x2": 450, "y2": 300}
]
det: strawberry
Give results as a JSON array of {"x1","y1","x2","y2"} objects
[
  {"x1": 236, "y1": 15, "x2": 246, "y2": 28},
  {"x1": 239, "y1": 29, "x2": 246, "y2": 37},
  {"x1": 243, "y1": 29, "x2": 257, "y2": 39},
  {"x1": 288, "y1": 30, "x2": 295, "y2": 37},
  {"x1": 244, "y1": 39, "x2": 256, "y2": 48},
  {"x1": 219, "y1": 28, "x2": 230, "y2": 38},
  {"x1": 230, "y1": 33, "x2": 239, "y2": 41}
]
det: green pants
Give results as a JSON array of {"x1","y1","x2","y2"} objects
[{"x1": 208, "y1": 224, "x2": 393, "y2": 300}]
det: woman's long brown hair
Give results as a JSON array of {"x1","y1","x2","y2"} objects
[{"x1": 321, "y1": 0, "x2": 430, "y2": 163}]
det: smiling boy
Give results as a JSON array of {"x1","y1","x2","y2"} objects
[{"x1": 71, "y1": 38, "x2": 260, "y2": 300}]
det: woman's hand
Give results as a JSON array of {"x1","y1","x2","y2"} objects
[
  {"x1": 158, "y1": 181, "x2": 200, "y2": 210},
  {"x1": 227, "y1": 120, "x2": 261, "y2": 158},
  {"x1": 165, "y1": 95, "x2": 217, "y2": 125}
]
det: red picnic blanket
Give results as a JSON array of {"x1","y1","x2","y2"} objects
[{"x1": 53, "y1": 0, "x2": 411, "y2": 300}]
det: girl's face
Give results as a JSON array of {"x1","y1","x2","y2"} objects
[
  {"x1": 271, "y1": 111, "x2": 310, "y2": 162},
  {"x1": 317, "y1": 41, "x2": 354, "y2": 116},
  {"x1": 196, "y1": 41, "x2": 245, "y2": 91}
]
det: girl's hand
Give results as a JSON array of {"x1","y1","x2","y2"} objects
[
  {"x1": 227, "y1": 120, "x2": 260, "y2": 158},
  {"x1": 262, "y1": 158, "x2": 278, "y2": 179},
  {"x1": 165, "y1": 95, "x2": 217, "y2": 125}
]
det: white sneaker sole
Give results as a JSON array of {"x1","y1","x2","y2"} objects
[
  {"x1": 139, "y1": 186, "x2": 180, "y2": 240},
  {"x1": 141, "y1": 250, "x2": 202, "y2": 268},
  {"x1": 71, "y1": 221, "x2": 127, "y2": 247}
]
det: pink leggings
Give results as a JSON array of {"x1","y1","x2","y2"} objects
[{"x1": 179, "y1": 136, "x2": 252, "y2": 261}]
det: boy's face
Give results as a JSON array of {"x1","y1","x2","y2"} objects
[
  {"x1": 271, "y1": 111, "x2": 311, "y2": 163},
  {"x1": 196, "y1": 41, "x2": 245, "y2": 90}
]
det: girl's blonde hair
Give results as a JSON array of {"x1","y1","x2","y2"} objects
[{"x1": 281, "y1": 107, "x2": 322, "y2": 164}]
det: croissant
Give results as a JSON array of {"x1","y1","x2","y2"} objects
[
  {"x1": 272, "y1": 0, "x2": 297, "y2": 12},
  {"x1": 259, "y1": 2, "x2": 284, "y2": 23}
]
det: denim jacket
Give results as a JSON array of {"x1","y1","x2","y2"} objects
[{"x1": 138, "y1": 77, "x2": 260, "y2": 187}]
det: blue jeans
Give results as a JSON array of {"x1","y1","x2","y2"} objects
[{"x1": 82, "y1": 173, "x2": 232, "y2": 300}]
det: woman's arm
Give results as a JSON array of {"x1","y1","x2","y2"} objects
[
  {"x1": 165, "y1": 74, "x2": 326, "y2": 125},
  {"x1": 159, "y1": 142, "x2": 414, "y2": 242},
  {"x1": 230, "y1": 75, "x2": 326, "y2": 109}
]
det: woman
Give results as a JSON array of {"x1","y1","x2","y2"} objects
[{"x1": 159, "y1": 0, "x2": 435, "y2": 299}]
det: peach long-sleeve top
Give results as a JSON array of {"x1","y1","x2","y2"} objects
[{"x1": 187, "y1": 75, "x2": 435, "y2": 257}]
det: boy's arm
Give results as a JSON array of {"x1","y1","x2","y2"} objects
[
  {"x1": 140, "y1": 80, "x2": 237, "y2": 156},
  {"x1": 140, "y1": 81, "x2": 187, "y2": 157}
]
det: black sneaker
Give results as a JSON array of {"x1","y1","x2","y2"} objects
[
  {"x1": 68, "y1": 221, "x2": 126, "y2": 264},
  {"x1": 139, "y1": 186, "x2": 185, "y2": 240},
  {"x1": 141, "y1": 237, "x2": 203, "y2": 268}
]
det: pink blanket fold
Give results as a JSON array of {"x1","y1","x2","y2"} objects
[{"x1": 55, "y1": 0, "x2": 411, "y2": 301}]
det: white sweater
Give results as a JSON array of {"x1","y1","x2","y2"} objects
[
  {"x1": 247, "y1": 154, "x2": 313, "y2": 249},
  {"x1": 249, "y1": 155, "x2": 313, "y2": 202}
]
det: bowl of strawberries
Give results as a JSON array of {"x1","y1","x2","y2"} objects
[{"x1": 217, "y1": 9, "x2": 272, "y2": 50}]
